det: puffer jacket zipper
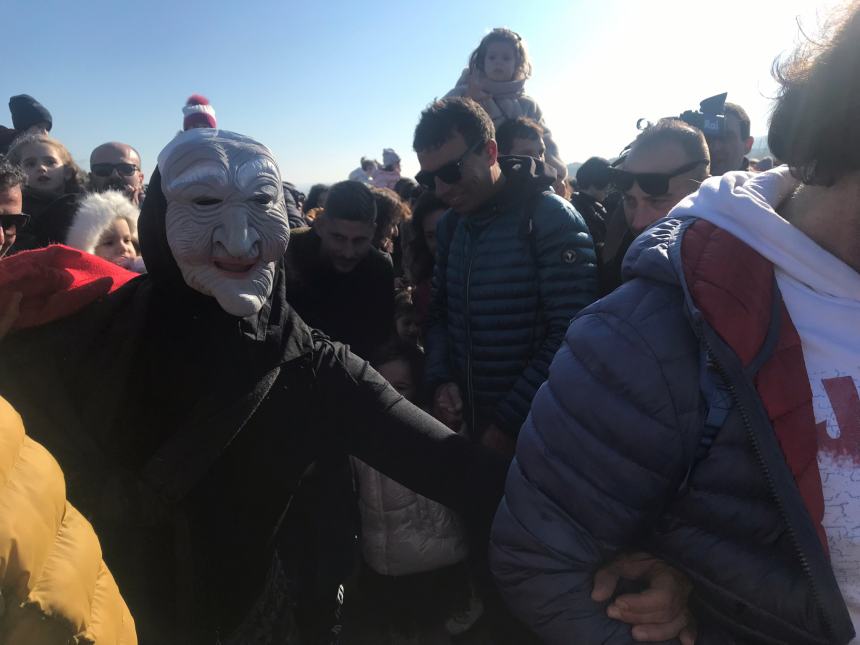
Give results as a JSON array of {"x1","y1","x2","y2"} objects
[
  {"x1": 695, "y1": 318, "x2": 842, "y2": 644},
  {"x1": 669, "y1": 216, "x2": 850, "y2": 644},
  {"x1": 464, "y1": 223, "x2": 478, "y2": 435}
]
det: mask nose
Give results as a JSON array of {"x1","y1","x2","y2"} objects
[{"x1": 214, "y1": 209, "x2": 261, "y2": 257}]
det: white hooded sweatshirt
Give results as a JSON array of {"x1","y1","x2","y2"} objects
[{"x1": 671, "y1": 167, "x2": 860, "y2": 637}]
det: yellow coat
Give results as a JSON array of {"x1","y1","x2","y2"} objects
[{"x1": 0, "y1": 396, "x2": 136, "y2": 645}]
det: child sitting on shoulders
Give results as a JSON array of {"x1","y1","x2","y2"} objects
[{"x1": 446, "y1": 28, "x2": 567, "y2": 181}]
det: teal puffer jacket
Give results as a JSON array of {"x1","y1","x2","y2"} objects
[{"x1": 425, "y1": 157, "x2": 598, "y2": 437}]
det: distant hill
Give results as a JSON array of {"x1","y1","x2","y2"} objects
[{"x1": 749, "y1": 135, "x2": 772, "y2": 161}]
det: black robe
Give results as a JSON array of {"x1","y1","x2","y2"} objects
[{"x1": 0, "y1": 169, "x2": 507, "y2": 644}]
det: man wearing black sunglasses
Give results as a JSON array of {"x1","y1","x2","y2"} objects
[
  {"x1": 413, "y1": 98, "x2": 598, "y2": 458},
  {"x1": 89, "y1": 142, "x2": 145, "y2": 206},
  {"x1": 612, "y1": 118, "x2": 710, "y2": 235},
  {"x1": 0, "y1": 157, "x2": 27, "y2": 258}
]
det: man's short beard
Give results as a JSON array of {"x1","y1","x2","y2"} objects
[{"x1": 91, "y1": 176, "x2": 134, "y2": 195}]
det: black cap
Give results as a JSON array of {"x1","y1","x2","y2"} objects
[{"x1": 9, "y1": 94, "x2": 53, "y2": 132}]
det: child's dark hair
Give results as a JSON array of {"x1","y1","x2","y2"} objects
[
  {"x1": 469, "y1": 28, "x2": 532, "y2": 81},
  {"x1": 303, "y1": 183, "x2": 330, "y2": 214},
  {"x1": 394, "y1": 288, "x2": 415, "y2": 318},
  {"x1": 393, "y1": 177, "x2": 419, "y2": 204},
  {"x1": 370, "y1": 187, "x2": 410, "y2": 249},
  {"x1": 369, "y1": 337, "x2": 426, "y2": 404}
]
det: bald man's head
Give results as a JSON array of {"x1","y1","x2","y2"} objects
[{"x1": 89, "y1": 141, "x2": 144, "y2": 200}]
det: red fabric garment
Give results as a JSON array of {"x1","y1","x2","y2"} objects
[
  {"x1": 682, "y1": 220, "x2": 828, "y2": 550},
  {"x1": 0, "y1": 245, "x2": 137, "y2": 331}
]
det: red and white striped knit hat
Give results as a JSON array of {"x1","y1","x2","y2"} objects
[{"x1": 182, "y1": 94, "x2": 217, "y2": 130}]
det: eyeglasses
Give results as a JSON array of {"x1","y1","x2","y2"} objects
[
  {"x1": 415, "y1": 142, "x2": 484, "y2": 191},
  {"x1": 608, "y1": 159, "x2": 708, "y2": 197},
  {"x1": 91, "y1": 162, "x2": 139, "y2": 178},
  {"x1": 0, "y1": 213, "x2": 30, "y2": 231}
]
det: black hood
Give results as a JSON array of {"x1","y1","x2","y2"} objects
[
  {"x1": 498, "y1": 155, "x2": 557, "y2": 193},
  {"x1": 138, "y1": 167, "x2": 190, "y2": 290},
  {"x1": 483, "y1": 155, "x2": 558, "y2": 214}
]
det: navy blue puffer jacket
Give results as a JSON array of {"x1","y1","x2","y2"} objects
[
  {"x1": 424, "y1": 157, "x2": 598, "y2": 437},
  {"x1": 490, "y1": 215, "x2": 854, "y2": 645}
]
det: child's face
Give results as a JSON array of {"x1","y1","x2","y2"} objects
[
  {"x1": 20, "y1": 142, "x2": 69, "y2": 195},
  {"x1": 484, "y1": 41, "x2": 517, "y2": 82},
  {"x1": 94, "y1": 218, "x2": 137, "y2": 266},
  {"x1": 377, "y1": 358, "x2": 416, "y2": 402},
  {"x1": 395, "y1": 313, "x2": 420, "y2": 345}
]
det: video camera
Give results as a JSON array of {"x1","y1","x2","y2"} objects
[{"x1": 679, "y1": 93, "x2": 728, "y2": 137}]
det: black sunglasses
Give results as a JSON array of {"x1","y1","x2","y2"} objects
[
  {"x1": 91, "y1": 162, "x2": 139, "y2": 178},
  {"x1": 608, "y1": 159, "x2": 708, "y2": 196},
  {"x1": 0, "y1": 213, "x2": 30, "y2": 231},
  {"x1": 415, "y1": 142, "x2": 483, "y2": 191}
]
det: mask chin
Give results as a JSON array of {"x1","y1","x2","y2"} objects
[
  {"x1": 177, "y1": 262, "x2": 275, "y2": 318},
  {"x1": 212, "y1": 289, "x2": 266, "y2": 318}
]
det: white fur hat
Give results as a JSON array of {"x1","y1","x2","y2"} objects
[{"x1": 66, "y1": 190, "x2": 139, "y2": 254}]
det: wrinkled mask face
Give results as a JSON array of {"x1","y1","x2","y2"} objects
[{"x1": 159, "y1": 130, "x2": 290, "y2": 317}]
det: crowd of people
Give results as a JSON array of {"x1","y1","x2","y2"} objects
[{"x1": 0, "y1": 7, "x2": 858, "y2": 645}]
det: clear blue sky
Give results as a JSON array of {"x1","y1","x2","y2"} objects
[{"x1": 2, "y1": 0, "x2": 837, "y2": 190}]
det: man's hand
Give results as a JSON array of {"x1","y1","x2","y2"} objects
[
  {"x1": 433, "y1": 382, "x2": 463, "y2": 431},
  {"x1": 592, "y1": 553, "x2": 696, "y2": 644},
  {"x1": 481, "y1": 423, "x2": 516, "y2": 457},
  {"x1": 128, "y1": 185, "x2": 144, "y2": 206}
]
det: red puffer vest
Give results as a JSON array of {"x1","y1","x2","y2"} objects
[{"x1": 682, "y1": 219, "x2": 827, "y2": 550}]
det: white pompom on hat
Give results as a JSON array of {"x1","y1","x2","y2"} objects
[{"x1": 183, "y1": 94, "x2": 217, "y2": 130}]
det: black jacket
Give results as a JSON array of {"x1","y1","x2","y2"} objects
[
  {"x1": 0, "y1": 170, "x2": 506, "y2": 645},
  {"x1": 570, "y1": 191, "x2": 608, "y2": 261},
  {"x1": 285, "y1": 226, "x2": 394, "y2": 359},
  {"x1": 16, "y1": 188, "x2": 81, "y2": 251}
]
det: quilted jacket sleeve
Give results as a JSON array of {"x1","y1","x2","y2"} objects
[
  {"x1": 0, "y1": 396, "x2": 137, "y2": 645},
  {"x1": 492, "y1": 196, "x2": 598, "y2": 436},
  {"x1": 490, "y1": 283, "x2": 700, "y2": 644}
]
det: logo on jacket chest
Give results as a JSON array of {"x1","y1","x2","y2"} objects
[{"x1": 561, "y1": 249, "x2": 578, "y2": 264}]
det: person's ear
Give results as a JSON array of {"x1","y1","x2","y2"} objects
[
  {"x1": 744, "y1": 136, "x2": 754, "y2": 155},
  {"x1": 485, "y1": 139, "x2": 499, "y2": 166},
  {"x1": 64, "y1": 165, "x2": 73, "y2": 181}
]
